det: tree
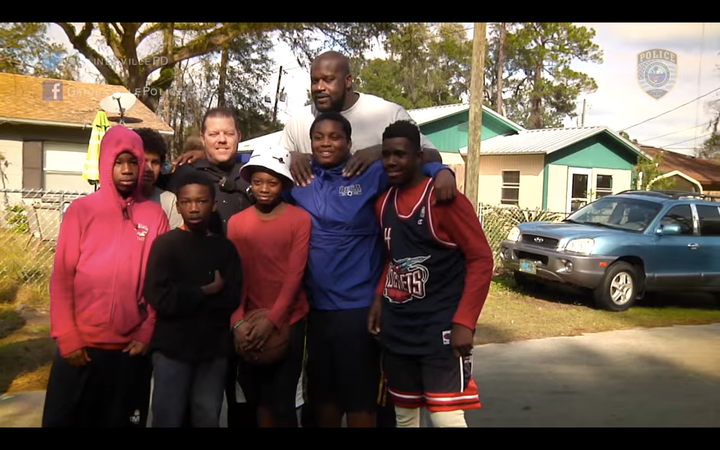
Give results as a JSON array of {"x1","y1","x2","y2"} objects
[
  {"x1": 54, "y1": 22, "x2": 397, "y2": 112},
  {"x1": 202, "y1": 32, "x2": 280, "y2": 138},
  {"x1": 635, "y1": 152, "x2": 675, "y2": 190},
  {"x1": 0, "y1": 23, "x2": 81, "y2": 80},
  {"x1": 697, "y1": 77, "x2": 720, "y2": 160},
  {"x1": 351, "y1": 23, "x2": 471, "y2": 109},
  {"x1": 493, "y1": 23, "x2": 603, "y2": 129}
]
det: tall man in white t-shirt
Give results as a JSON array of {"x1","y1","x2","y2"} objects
[{"x1": 279, "y1": 51, "x2": 444, "y2": 186}]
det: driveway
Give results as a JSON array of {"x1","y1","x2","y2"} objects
[{"x1": 2, "y1": 323, "x2": 719, "y2": 427}]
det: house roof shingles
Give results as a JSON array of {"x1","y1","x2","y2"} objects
[
  {"x1": 641, "y1": 145, "x2": 720, "y2": 186},
  {"x1": 0, "y1": 73, "x2": 173, "y2": 134}
]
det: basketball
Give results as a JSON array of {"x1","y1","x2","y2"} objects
[{"x1": 236, "y1": 309, "x2": 290, "y2": 365}]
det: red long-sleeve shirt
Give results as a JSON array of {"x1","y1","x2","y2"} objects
[
  {"x1": 375, "y1": 180, "x2": 494, "y2": 331},
  {"x1": 226, "y1": 204, "x2": 311, "y2": 329}
]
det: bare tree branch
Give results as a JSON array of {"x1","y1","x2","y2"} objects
[{"x1": 56, "y1": 22, "x2": 124, "y2": 85}]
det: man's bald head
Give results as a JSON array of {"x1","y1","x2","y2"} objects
[
  {"x1": 310, "y1": 51, "x2": 355, "y2": 112},
  {"x1": 311, "y1": 51, "x2": 352, "y2": 77}
]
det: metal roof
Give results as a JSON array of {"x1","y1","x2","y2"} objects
[
  {"x1": 409, "y1": 103, "x2": 469, "y2": 124},
  {"x1": 237, "y1": 102, "x2": 525, "y2": 151},
  {"x1": 407, "y1": 103, "x2": 525, "y2": 131},
  {"x1": 459, "y1": 126, "x2": 648, "y2": 158},
  {"x1": 237, "y1": 130, "x2": 282, "y2": 152}
]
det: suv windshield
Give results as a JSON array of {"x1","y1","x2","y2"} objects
[{"x1": 565, "y1": 197, "x2": 663, "y2": 232}]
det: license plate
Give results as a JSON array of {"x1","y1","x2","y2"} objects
[{"x1": 519, "y1": 259, "x2": 537, "y2": 274}]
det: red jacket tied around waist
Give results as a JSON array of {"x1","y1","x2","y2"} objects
[{"x1": 49, "y1": 125, "x2": 170, "y2": 357}]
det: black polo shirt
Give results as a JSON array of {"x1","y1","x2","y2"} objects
[{"x1": 167, "y1": 158, "x2": 254, "y2": 236}]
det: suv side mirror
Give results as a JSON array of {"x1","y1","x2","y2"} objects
[{"x1": 657, "y1": 223, "x2": 681, "y2": 235}]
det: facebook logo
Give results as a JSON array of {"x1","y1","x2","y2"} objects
[{"x1": 42, "y1": 81, "x2": 63, "y2": 101}]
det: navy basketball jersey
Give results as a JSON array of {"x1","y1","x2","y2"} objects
[{"x1": 379, "y1": 178, "x2": 466, "y2": 355}]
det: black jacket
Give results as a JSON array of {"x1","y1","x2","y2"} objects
[
  {"x1": 167, "y1": 158, "x2": 254, "y2": 236},
  {"x1": 143, "y1": 228, "x2": 242, "y2": 363}
]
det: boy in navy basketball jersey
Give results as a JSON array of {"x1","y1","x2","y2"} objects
[{"x1": 368, "y1": 120, "x2": 494, "y2": 427}]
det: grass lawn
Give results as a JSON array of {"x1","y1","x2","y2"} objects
[
  {"x1": 1, "y1": 272, "x2": 720, "y2": 395},
  {"x1": 475, "y1": 272, "x2": 720, "y2": 344}
]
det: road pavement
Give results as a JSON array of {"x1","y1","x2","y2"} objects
[{"x1": 2, "y1": 323, "x2": 719, "y2": 427}]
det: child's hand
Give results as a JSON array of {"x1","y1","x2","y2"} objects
[
  {"x1": 367, "y1": 295, "x2": 382, "y2": 336},
  {"x1": 233, "y1": 321, "x2": 251, "y2": 350},
  {"x1": 123, "y1": 340, "x2": 148, "y2": 356},
  {"x1": 450, "y1": 323, "x2": 474, "y2": 358},
  {"x1": 64, "y1": 348, "x2": 91, "y2": 367},
  {"x1": 201, "y1": 270, "x2": 224, "y2": 295},
  {"x1": 244, "y1": 317, "x2": 275, "y2": 353}
]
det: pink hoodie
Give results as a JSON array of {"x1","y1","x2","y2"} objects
[{"x1": 50, "y1": 125, "x2": 170, "y2": 357}]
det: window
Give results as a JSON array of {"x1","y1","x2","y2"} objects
[
  {"x1": 501, "y1": 171, "x2": 520, "y2": 206},
  {"x1": 568, "y1": 198, "x2": 662, "y2": 232},
  {"x1": 659, "y1": 204, "x2": 694, "y2": 235},
  {"x1": 596, "y1": 175, "x2": 613, "y2": 199},
  {"x1": 696, "y1": 205, "x2": 720, "y2": 236}
]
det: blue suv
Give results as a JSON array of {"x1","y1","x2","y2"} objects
[{"x1": 499, "y1": 190, "x2": 720, "y2": 311}]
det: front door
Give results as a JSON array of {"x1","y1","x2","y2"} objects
[{"x1": 567, "y1": 168, "x2": 592, "y2": 213}]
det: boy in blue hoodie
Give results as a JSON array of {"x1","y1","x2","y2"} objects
[{"x1": 284, "y1": 112, "x2": 457, "y2": 427}]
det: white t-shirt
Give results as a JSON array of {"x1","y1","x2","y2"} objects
[{"x1": 277, "y1": 92, "x2": 437, "y2": 154}]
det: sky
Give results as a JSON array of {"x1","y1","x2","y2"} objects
[{"x1": 47, "y1": 23, "x2": 720, "y2": 156}]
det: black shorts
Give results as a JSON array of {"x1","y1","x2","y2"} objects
[
  {"x1": 382, "y1": 347, "x2": 481, "y2": 413},
  {"x1": 306, "y1": 307, "x2": 381, "y2": 413},
  {"x1": 237, "y1": 319, "x2": 306, "y2": 426}
]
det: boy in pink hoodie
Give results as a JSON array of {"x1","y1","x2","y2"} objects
[{"x1": 42, "y1": 125, "x2": 170, "y2": 428}]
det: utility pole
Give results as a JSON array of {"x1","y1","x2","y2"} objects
[
  {"x1": 496, "y1": 23, "x2": 506, "y2": 116},
  {"x1": 273, "y1": 66, "x2": 284, "y2": 124},
  {"x1": 581, "y1": 98, "x2": 586, "y2": 127},
  {"x1": 465, "y1": 23, "x2": 487, "y2": 214}
]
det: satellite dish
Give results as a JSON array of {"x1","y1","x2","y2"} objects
[{"x1": 99, "y1": 92, "x2": 136, "y2": 124}]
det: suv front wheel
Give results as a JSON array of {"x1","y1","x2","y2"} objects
[{"x1": 593, "y1": 261, "x2": 640, "y2": 311}]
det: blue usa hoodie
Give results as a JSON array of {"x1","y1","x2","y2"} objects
[{"x1": 285, "y1": 158, "x2": 450, "y2": 311}]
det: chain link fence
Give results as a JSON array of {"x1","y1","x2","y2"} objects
[
  {"x1": 0, "y1": 187, "x2": 571, "y2": 308},
  {"x1": 479, "y1": 204, "x2": 570, "y2": 268},
  {"x1": 0, "y1": 189, "x2": 87, "y2": 307}
]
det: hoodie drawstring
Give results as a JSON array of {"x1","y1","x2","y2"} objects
[{"x1": 122, "y1": 200, "x2": 140, "y2": 230}]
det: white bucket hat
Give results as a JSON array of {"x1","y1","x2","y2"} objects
[{"x1": 240, "y1": 145, "x2": 294, "y2": 188}]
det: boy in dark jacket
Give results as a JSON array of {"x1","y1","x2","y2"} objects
[{"x1": 143, "y1": 172, "x2": 242, "y2": 427}]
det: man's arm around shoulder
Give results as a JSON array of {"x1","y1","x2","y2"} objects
[{"x1": 166, "y1": 163, "x2": 195, "y2": 195}]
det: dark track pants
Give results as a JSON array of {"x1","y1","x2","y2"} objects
[{"x1": 42, "y1": 347, "x2": 147, "y2": 428}]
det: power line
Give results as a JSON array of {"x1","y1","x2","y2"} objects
[
  {"x1": 620, "y1": 86, "x2": 720, "y2": 132},
  {"x1": 662, "y1": 132, "x2": 713, "y2": 148},
  {"x1": 643, "y1": 122, "x2": 710, "y2": 141}
]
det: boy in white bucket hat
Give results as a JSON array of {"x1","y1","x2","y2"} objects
[{"x1": 226, "y1": 145, "x2": 312, "y2": 427}]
